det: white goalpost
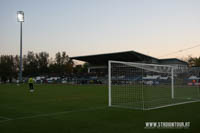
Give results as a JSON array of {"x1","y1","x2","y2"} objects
[{"x1": 108, "y1": 60, "x2": 200, "y2": 110}]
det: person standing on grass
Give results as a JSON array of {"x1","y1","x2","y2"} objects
[{"x1": 28, "y1": 77, "x2": 34, "y2": 92}]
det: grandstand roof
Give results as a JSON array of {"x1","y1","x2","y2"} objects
[
  {"x1": 159, "y1": 58, "x2": 188, "y2": 65},
  {"x1": 71, "y1": 51, "x2": 188, "y2": 66},
  {"x1": 71, "y1": 51, "x2": 159, "y2": 65}
]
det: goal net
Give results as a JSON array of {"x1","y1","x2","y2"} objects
[{"x1": 108, "y1": 60, "x2": 200, "y2": 110}]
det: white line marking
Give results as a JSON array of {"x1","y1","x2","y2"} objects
[
  {"x1": 144, "y1": 100, "x2": 200, "y2": 110},
  {"x1": 110, "y1": 99, "x2": 200, "y2": 110},
  {"x1": 0, "y1": 106, "x2": 106, "y2": 124}
]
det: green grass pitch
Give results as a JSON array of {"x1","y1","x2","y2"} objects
[{"x1": 0, "y1": 84, "x2": 200, "y2": 133}]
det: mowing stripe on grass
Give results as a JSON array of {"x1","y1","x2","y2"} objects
[
  {"x1": 0, "y1": 116, "x2": 13, "y2": 120},
  {"x1": 0, "y1": 106, "x2": 106, "y2": 124}
]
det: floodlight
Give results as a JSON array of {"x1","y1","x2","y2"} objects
[{"x1": 17, "y1": 11, "x2": 24, "y2": 22}]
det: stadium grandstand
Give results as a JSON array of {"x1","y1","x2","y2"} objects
[
  {"x1": 71, "y1": 51, "x2": 188, "y2": 84},
  {"x1": 71, "y1": 50, "x2": 188, "y2": 74}
]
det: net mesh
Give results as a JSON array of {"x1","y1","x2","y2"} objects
[{"x1": 109, "y1": 61, "x2": 200, "y2": 110}]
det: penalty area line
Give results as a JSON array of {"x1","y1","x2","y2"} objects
[{"x1": 0, "y1": 106, "x2": 106, "y2": 124}]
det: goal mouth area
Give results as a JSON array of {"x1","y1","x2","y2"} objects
[
  {"x1": 109, "y1": 97, "x2": 200, "y2": 110},
  {"x1": 108, "y1": 60, "x2": 200, "y2": 110}
]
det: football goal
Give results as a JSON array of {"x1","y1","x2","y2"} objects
[{"x1": 108, "y1": 60, "x2": 200, "y2": 110}]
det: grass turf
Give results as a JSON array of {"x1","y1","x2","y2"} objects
[
  {"x1": 111, "y1": 84, "x2": 200, "y2": 109},
  {"x1": 0, "y1": 84, "x2": 200, "y2": 133}
]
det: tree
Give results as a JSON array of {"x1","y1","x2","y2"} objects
[
  {"x1": 0, "y1": 55, "x2": 15, "y2": 82},
  {"x1": 0, "y1": 51, "x2": 74, "y2": 81},
  {"x1": 66, "y1": 59, "x2": 74, "y2": 74},
  {"x1": 23, "y1": 51, "x2": 39, "y2": 77},
  {"x1": 52, "y1": 51, "x2": 73, "y2": 76},
  {"x1": 187, "y1": 56, "x2": 200, "y2": 67},
  {"x1": 73, "y1": 63, "x2": 88, "y2": 74},
  {"x1": 36, "y1": 52, "x2": 49, "y2": 75}
]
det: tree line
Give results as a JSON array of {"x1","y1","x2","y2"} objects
[
  {"x1": 1, "y1": 52, "x2": 200, "y2": 83},
  {"x1": 187, "y1": 56, "x2": 200, "y2": 67},
  {"x1": 0, "y1": 51, "x2": 88, "y2": 83}
]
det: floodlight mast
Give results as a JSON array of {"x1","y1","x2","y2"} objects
[{"x1": 17, "y1": 11, "x2": 24, "y2": 83}]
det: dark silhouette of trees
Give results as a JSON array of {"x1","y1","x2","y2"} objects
[
  {"x1": 0, "y1": 51, "x2": 75, "y2": 82},
  {"x1": 73, "y1": 63, "x2": 88, "y2": 74},
  {"x1": 187, "y1": 56, "x2": 200, "y2": 67},
  {"x1": 0, "y1": 55, "x2": 16, "y2": 82},
  {"x1": 36, "y1": 52, "x2": 49, "y2": 75},
  {"x1": 23, "y1": 51, "x2": 39, "y2": 77},
  {"x1": 49, "y1": 51, "x2": 73, "y2": 76}
]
